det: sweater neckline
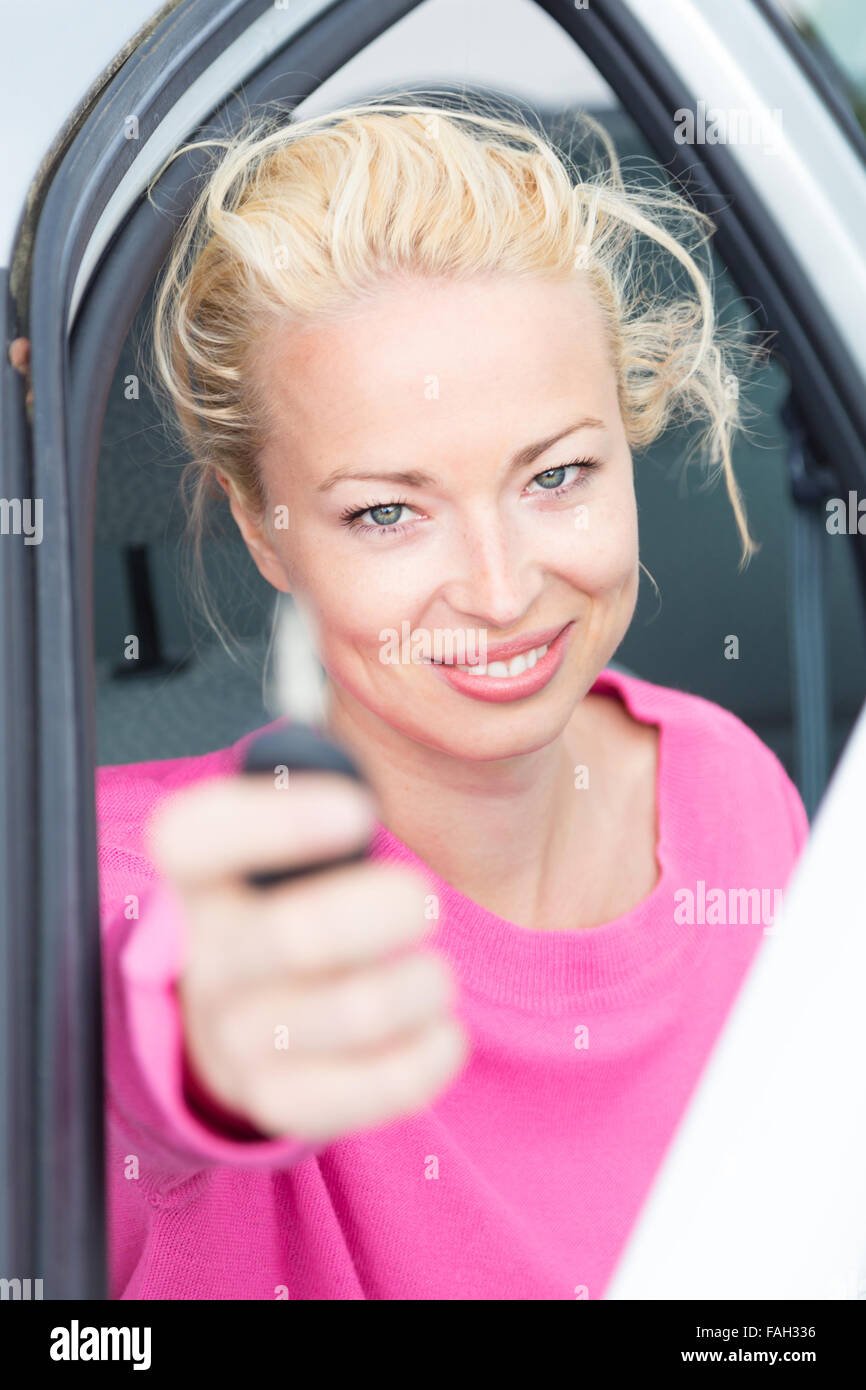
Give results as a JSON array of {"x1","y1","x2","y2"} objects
[{"x1": 369, "y1": 666, "x2": 708, "y2": 1013}]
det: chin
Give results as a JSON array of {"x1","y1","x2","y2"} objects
[{"x1": 393, "y1": 698, "x2": 579, "y2": 763}]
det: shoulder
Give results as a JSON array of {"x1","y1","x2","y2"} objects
[
  {"x1": 599, "y1": 664, "x2": 782, "y2": 764},
  {"x1": 596, "y1": 666, "x2": 809, "y2": 856}
]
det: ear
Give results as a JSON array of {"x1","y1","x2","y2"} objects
[{"x1": 217, "y1": 472, "x2": 290, "y2": 595}]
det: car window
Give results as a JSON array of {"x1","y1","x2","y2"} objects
[{"x1": 774, "y1": 0, "x2": 866, "y2": 135}]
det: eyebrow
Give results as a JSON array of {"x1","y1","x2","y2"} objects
[{"x1": 315, "y1": 417, "x2": 606, "y2": 493}]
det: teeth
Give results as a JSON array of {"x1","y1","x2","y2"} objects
[{"x1": 455, "y1": 642, "x2": 550, "y2": 678}]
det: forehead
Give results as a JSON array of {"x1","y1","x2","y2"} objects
[{"x1": 255, "y1": 274, "x2": 615, "y2": 459}]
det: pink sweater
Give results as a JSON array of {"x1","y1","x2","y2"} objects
[{"x1": 97, "y1": 667, "x2": 808, "y2": 1300}]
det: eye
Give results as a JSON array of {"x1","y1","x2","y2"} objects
[
  {"x1": 366, "y1": 503, "x2": 405, "y2": 526},
  {"x1": 339, "y1": 498, "x2": 421, "y2": 534},
  {"x1": 524, "y1": 458, "x2": 599, "y2": 497}
]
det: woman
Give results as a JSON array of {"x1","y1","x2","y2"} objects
[{"x1": 97, "y1": 99, "x2": 808, "y2": 1299}]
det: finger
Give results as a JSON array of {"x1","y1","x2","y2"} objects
[
  {"x1": 246, "y1": 1017, "x2": 470, "y2": 1142},
  {"x1": 8, "y1": 337, "x2": 30, "y2": 373},
  {"x1": 211, "y1": 950, "x2": 454, "y2": 1056},
  {"x1": 147, "y1": 772, "x2": 376, "y2": 886},
  {"x1": 186, "y1": 861, "x2": 432, "y2": 983}
]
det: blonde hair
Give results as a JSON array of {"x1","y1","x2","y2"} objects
[{"x1": 149, "y1": 95, "x2": 759, "y2": 637}]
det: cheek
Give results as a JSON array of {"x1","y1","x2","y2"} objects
[
  {"x1": 554, "y1": 488, "x2": 639, "y2": 597},
  {"x1": 284, "y1": 532, "x2": 430, "y2": 668}
]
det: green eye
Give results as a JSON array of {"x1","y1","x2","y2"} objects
[
  {"x1": 534, "y1": 466, "x2": 568, "y2": 490},
  {"x1": 340, "y1": 496, "x2": 418, "y2": 533},
  {"x1": 369, "y1": 504, "x2": 404, "y2": 525},
  {"x1": 526, "y1": 459, "x2": 599, "y2": 496}
]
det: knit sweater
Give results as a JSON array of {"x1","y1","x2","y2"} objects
[{"x1": 96, "y1": 667, "x2": 808, "y2": 1300}]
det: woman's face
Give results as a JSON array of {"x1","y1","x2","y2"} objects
[{"x1": 235, "y1": 273, "x2": 639, "y2": 762}]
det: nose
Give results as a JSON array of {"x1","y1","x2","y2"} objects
[{"x1": 442, "y1": 510, "x2": 544, "y2": 630}]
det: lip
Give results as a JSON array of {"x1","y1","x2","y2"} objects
[
  {"x1": 478, "y1": 623, "x2": 570, "y2": 664},
  {"x1": 428, "y1": 621, "x2": 575, "y2": 703}
]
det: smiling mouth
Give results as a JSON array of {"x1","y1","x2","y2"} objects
[
  {"x1": 423, "y1": 621, "x2": 575, "y2": 703},
  {"x1": 429, "y1": 640, "x2": 551, "y2": 679}
]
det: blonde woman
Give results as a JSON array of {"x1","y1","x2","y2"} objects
[{"x1": 97, "y1": 100, "x2": 808, "y2": 1300}]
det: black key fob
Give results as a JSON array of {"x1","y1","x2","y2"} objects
[{"x1": 242, "y1": 724, "x2": 370, "y2": 888}]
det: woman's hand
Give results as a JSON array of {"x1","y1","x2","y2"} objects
[{"x1": 148, "y1": 772, "x2": 468, "y2": 1144}]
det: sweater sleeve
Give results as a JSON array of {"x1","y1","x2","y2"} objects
[{"x1": 103, "y1": 868, "x2": 315, "y2": 1183}]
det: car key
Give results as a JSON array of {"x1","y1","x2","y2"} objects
[{"x1": 241, "y1": 598, "x2": 372, "y2": 887}]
